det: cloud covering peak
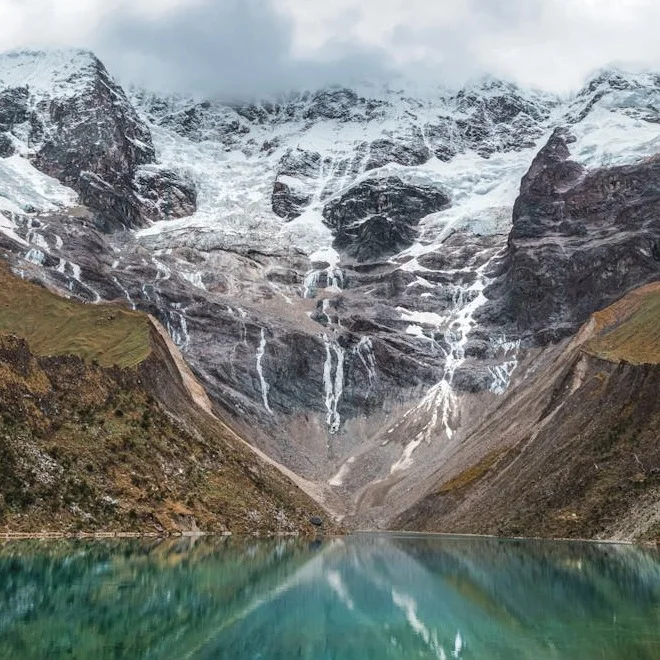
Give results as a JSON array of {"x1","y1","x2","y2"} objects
[{"x1": 2, "y1": 0, "x2": 660, "y2": 98}]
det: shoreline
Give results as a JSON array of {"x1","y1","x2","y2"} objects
[
  {"x1": 352, "y1": 529, "x2": 660, "y2": 548},
  {"x1": 0, "y1": 529, "x2": 657, "y2": 548},
  {"x1": 0, "y1": 531, "x2": 219, "y2": 540}
]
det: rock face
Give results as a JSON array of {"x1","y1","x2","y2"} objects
[
  {"x1": 1, "y1": 50, "x2": 660, "y2": 536},
  {"x1": 322, "y1": 176, "x2": 450, "y2": 261},
  {"x1": 483, "y1": 127, "x2": 660, "y2": 342},
  {"x1": 452, "y1": 80, "x2": 554, "y2": 157},
  {"x1": 365, "y1": 135, "x2": 431, "y2": 170},
  {"x1": 0, "y1": 266, "x2": 328, "y2": 535},
  {"x1": 0, "y1": 50, "x2": 196, "y2": 230},
  {"x1": 134, "y1": 166, "x2": 197, "y2": 222},
  {"x1": 0, "y1": 87, "x2": 28, "y2": 157},
  {"x1": 272, "y1": 148, "x2": 322, "y2": 219}
]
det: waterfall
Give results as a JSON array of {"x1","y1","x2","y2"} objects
[
  {"x1": 256, "y1": 328, "x2": 274, "y2": 414},
  {"x1": 323, "y1": 333, "x2": 345, "y2": 434}
]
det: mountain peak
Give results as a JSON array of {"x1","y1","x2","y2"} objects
[
  {"x1": 578, "y1": 66, "x2": 660, "y2": 95},
  {"x1": 0, "y1": 47, "x2": 103, "y2": 98}
]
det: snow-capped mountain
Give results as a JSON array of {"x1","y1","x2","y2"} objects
[
  {"x1": 0, "y1": 48, "x2": 658, "y2": 531},
  {"x1": 0, "y1": 49, "x2": 195, "y2": 230}
]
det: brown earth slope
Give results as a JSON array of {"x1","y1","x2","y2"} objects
[
  {"x1": 0, "y1": 264, "x2": 330, "y2": 535},
  {"x1": 396, "y1": 284, "x2": 660, "y2": 543}
]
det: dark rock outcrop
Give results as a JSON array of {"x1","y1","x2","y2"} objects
[
  {"x1": 0, "y1": 87, "x2": 28, "y2": 130},
  {"x1": 0, "y1": 87, "x2": 29, "y2": 158},
  {"x1": 302, "y1": 88, "x2": 360, "y2": 121},
  {"x1": 322, "y1": 176, "x2": 450, "y2": 261},
  {"x1": 483, "y1": 128, "x2": 660, "y2": 341},
  {"x1": 0, "y1": 52, "x2": 195, "y2": 230},
  {"x1": 134, "y1": 167, "x2": 197, "y2": 221},
  {"x1": 0, "y1": 133, "x2": 13, "y2": 157},
  {"x1": 138, "y1": 93, "x2": 250, "y2": 147},
  {"x1": 365, "y1": 135, "x2": 431, "y2": 170},
  {"x1": 272, "y1": 180, "x2": 311, "y2": 220},
  {"x1": 271, "y1": 148, "x2": 323, "y2": 219},
  {"x1": 335, "y1": 214, "x2": 418, "y2": 263},
  {"x1": 451, "y1": 80, "x2": 555, "y2": 157},
  {"x1": 27, "y1": 55, "x2": 155, "y2": 229}
]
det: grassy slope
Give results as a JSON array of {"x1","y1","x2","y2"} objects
[
  {"x1": 0, "y1": 267, "x2": 329, "y2": 535},
  {"x1": 0, "y1": 263, "x2": 150, "y2": 368},
  {"x1": 585, "y1": 282, "x2": 660, "y2": 365}
]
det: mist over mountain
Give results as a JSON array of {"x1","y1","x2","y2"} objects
[{"x1": 6, "y1": 0, "x2": 660, "y2": 99}]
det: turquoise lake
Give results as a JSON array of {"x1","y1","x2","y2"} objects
[{"x1": 0, "y1": 533, "x2": 658, "y2": 659}]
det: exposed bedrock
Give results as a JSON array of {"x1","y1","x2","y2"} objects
[
  {"x1": 0, "y1": 51, "x2": 195, "y2": 230},
  {"x1": 3, "y1": 51, "x2": 660, "y2": 533},
  {"x1": 364, "y1": 134, "x2": 431, "y2": 171},
  {"x1": 134, "y1": 167, "x2": 197, "y2": 222},
  {"x1": 271, "y1": 148, "x2": 322, "y2": 219},
  {"x1": 395, "y1": 290, "x2": 660, "y2": 542},
  {"x1": 322, "y1": 175, "x2": 451, "y2": 261},
  {"x1": 482, "y1": 127, "x2": 660, "y2": 343}
]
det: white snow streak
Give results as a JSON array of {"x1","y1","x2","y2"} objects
[
  {"x1": 488, "y1": 336, "x2": 521, "y2": 395},
  {"x1": 323, "y1": 333, "x2": 345, "y2": 434},
  {"x1": 256, "y1": 328, "x2": 273, "y2": 414},
  {"x1": 354, "y1": 336, "x2": 377, "y2": 387},
  {"x1": 167, "y1": 306, "x2": 190, "y2": 349},
  {"x1": 0, "y1": 155, "x2": 77, "y2": 212},
  {"x1": 112, "y1": 276, "x2": 137, "y2": 310},
  {"x1": 391, "y1": 252, "x2": 502, "y2": 473}
]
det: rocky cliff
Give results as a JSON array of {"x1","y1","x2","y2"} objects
[
  {"x1": 0, "y1": 49, "x2": 196, "y2": 231},
  {"x1": 0, "y1": 49, "x2": 658, "y2": 536},
  {"x1": 482, "y1": 127, "x2": 660, "y2": 342}
]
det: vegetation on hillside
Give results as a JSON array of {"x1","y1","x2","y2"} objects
[
  {"x1": 0, "y1": 267, "x2": 328, "y2": 535},
  {"x1": 586, "y1": 282, "x2": 660, "y2": 365},
  {"x1": 397, "y1": 284, "x2": 660, "y2": 543},
  {"x1": 0, "y1": 264, "x2": 150, "y2": 368}
]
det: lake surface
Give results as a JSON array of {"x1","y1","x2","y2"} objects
[{"x1": 0, "y1": 533, "x2": 658, "y2": 659}]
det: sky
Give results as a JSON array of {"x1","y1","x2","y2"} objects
[{"x1": 1, "y1": 0, "x2": 660, "y2": 98}]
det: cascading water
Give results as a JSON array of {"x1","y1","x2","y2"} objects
[
  {"x1": 390, "y1": 252, "x2": 502, "y2": 473},
  {"x1": 256, "y1": 328, "x2": 274, "y2": 414},
  {"x1": 354, "y1": 336, "x2": 377, "y2": 388},
  {"x1": 323, "y1": 333, "x2": 345, "y2": 435},
  {"x1": 488, "y1": 336, "x2": 521, "y2": 394},
  {"x1": 167, "y1": 304, "x2": 190, "y2": 349}
]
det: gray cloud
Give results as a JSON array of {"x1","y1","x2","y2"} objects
[
  {"x1": 94, "y1": 0, "x2": 396, "y2": 99},
  {"x1": 6, "y1": 0, "x2": 660, "y2": 99}
]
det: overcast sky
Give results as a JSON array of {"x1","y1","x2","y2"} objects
[{"x1": 1, "y1": 0, "x2": 660, "y2": 97}]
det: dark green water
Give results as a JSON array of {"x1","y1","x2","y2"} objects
[{"x1": 0, "y1": 534, "x2": 659, "y2": 659}]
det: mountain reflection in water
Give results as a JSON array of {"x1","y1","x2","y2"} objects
[{"x1": 0, "y1": 533, "x2": 658, "y2": 659}]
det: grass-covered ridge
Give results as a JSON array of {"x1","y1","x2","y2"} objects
[
  {"x1": 0, "y1": 264, "x2": 150, "y2": 368},
  {"x1": 0, "y1": 333, "x2": 325, "y2": 535},
  {"x1": 586, "y1": 282, "x2": 660, "y2": 365},
  {"x1": 0, "y1": 266, "x2": 328, "y2": 535}
]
